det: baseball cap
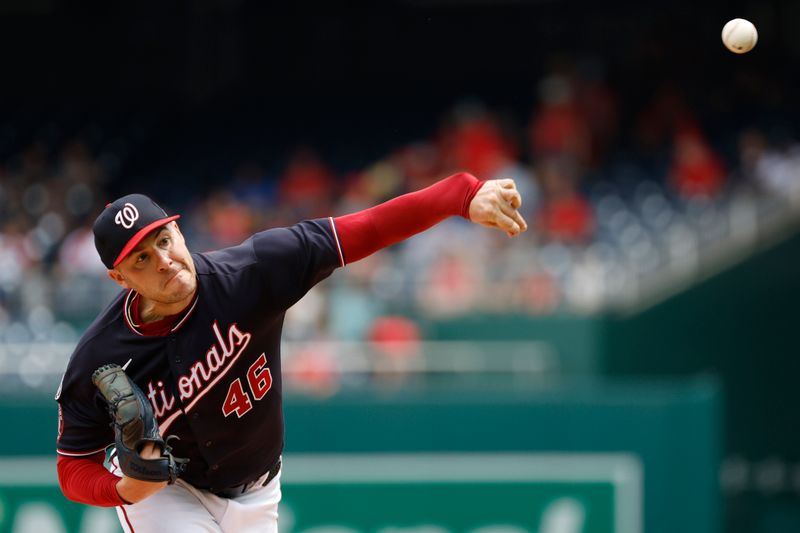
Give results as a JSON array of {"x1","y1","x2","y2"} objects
[{"x1": 93, "y1": 194, "x2": 181, "y2": 269}]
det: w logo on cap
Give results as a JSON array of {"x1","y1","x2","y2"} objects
[
  {"x1": 114, "y1": 203, "x2": 140, "y2": 229},
  {"x1": 94, "y1": 193, "x2": 180, "y2": 269}
]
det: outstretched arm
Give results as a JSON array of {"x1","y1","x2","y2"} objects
[{"x1": 334, "y1": 172, "x2": 526, "y2": 264}]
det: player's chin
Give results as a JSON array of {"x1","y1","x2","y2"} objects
[{"x1": 165, "y1": 272, "x2": 197, "y2": 299}]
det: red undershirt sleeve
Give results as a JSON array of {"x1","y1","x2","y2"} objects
[
  {"x1": 57, "y1": 452, "x2": 127, "y2": 507},
  {"x1": 333, "y1": 172, "x2": 484, "y2": 264}
]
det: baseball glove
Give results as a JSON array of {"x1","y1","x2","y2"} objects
[{"x1": 92, "y1": 364, "x2": 188, "y2": 484}]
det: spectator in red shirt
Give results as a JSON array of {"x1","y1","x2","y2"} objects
[
  {"x1": 535, "y1": 156, "x2": 594, "y2": 243},
  {"x1": 439, "y1": 101, "x2": 517, "y2": 180},
  {"x1": 668, "y1": 127, "x2": 727, "y2": 199},
  {"x1": 529, "y1": 74, "x2": 592, "y2": 168}
]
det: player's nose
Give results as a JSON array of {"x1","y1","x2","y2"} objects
[{"x1": 154, "y1": 249, "x2": 173, "y2": 271}]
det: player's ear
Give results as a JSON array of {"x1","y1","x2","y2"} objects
[{"x1": 107, "y1": 269, "x2": 130, "y2": 289}]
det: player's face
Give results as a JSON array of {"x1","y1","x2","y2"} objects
[{"x1": 108, "y1": 222, "x2": 197, "y2": 312}]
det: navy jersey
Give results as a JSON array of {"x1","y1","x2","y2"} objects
[{"x1": 56, "y1": 219, "x2": 344, "y2": 492}]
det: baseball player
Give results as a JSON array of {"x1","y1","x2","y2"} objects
[{"x1": 55, "y1": 172, "x2": 526, "y2": 532}]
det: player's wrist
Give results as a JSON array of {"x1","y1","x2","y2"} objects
[
  {"x1": 116, "y1": 476, "x2": 168, "y2": 504},
  {"x1": 115, "y1": 479, "x2": 133, "y2": 505}
]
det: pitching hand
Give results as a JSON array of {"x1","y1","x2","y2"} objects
[
  {"x1": 468, "y1": 179, "x2": 528, "y2": 237},
  {"x1": 115, "y1": 442, "x2": 168, "y2": 504}
]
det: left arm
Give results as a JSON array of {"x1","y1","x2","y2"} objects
[{"x1": 334, "y1": 172, "x2": 526, "y2": 264}]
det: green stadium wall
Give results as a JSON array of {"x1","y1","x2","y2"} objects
[
  {"x1": 0, "y1": 379, "x2": 719, "y2": 533},
  {"x1": 426, "y1": 230, "x2": 800, "y2": 533}
]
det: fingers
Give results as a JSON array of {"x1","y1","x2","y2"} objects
[
  {"x1": 494, "y1": 178, "x2": 522, "y2": 209},
  {"x1": 494, "y1": 182, "x2": 527, "y2": 235},
  {"x1": 500, "y1": 186, "x2": 522, "y2": 209},
  {"x1": 139, "y1": 442, "x2": 163, "y2": 458},
  {"x1": 493, "y1": 209, "x2": 523, "y2": 236},
  {"x1": 509, "y1": 209, "x2": 528, "y2": 234},
  {"x1": 468, "y1": 178, "x2": 527, "y2": 237},
  {"x1": 499, "y1": 207, "x2": 528, "y2": 235}
]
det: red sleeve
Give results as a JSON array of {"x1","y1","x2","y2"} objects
[
  {"x1": 57, "y1": 452, "x2": 127, "y2": 507},
  {"x1": 333, "y1": 172, "x2": 484, "y2": 264}
]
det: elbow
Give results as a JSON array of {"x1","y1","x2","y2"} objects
[{"x1": 56, "y1": 458, "x2": 79, "y2": 504}]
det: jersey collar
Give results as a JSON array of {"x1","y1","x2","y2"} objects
[{"x1": 123, "y1": 289, "x2": 199, "y2": 337}]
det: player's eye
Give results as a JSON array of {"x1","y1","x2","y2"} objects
[
  {"x1": 159, "y1": 236, "x2": 171, "y2": 247},
  {"x1": 136, "y1": 253, "x2": 148, "y2": 264}
]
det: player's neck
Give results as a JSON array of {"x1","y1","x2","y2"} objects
[{"x1": 138, "y1": 289, "x2": 197, "y2": 323}]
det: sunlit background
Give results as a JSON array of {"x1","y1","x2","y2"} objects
[{"x1": 1, "y1": 1, "x2": 799, "y2": 533}]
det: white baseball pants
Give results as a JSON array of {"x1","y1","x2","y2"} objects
[{"x1": 115, "y1": 471, "x2": 281, "y2": 533}]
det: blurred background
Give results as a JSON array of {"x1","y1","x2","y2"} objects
[{"x1": 1, "y1": 0, "x2": 799, "y2": 532}]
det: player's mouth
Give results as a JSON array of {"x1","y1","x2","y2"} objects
[{"x1": 164, "y1": 267, "x2": 185, "y2": 287}]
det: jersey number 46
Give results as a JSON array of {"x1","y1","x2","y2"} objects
[{"x1": 221, "y1": 353, "x2": 273, "y2": 418}]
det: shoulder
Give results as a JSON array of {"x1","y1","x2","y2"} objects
[
  {"x1": 192, "y1": 236, "x2": 260, "y2": 279},
  {"x1": 252, "y1": 219, "x2": 338, "y2": 259},
  {"x1": 58, "y1": 290, "x2": 131, "y2": 398},
  {"x1": 195, "y1": 219, "x2": 338, "y2": 270},
  {"x1": 71, "y1": 290, "x2": 128, "y2": 355}
]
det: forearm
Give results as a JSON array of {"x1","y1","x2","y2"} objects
[
  {"x1": 57, "y1": 453, "x2": 167, "y2": 506},
  {"x1": 57, "y1": 453, "x2": 126, "y2": 507},
  {"x1": 115, "y1": 475, "x2": 168, "y2": 504},
  {"x1": 333, "y1": 172, "x2": 483, "y2": 264}
]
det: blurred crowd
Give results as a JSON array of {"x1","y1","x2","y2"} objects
[{"x1": 2, "y1": 60, "x2": 800, "y2": 353}]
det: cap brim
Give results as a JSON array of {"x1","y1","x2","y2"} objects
[{"x1": 112, "y1": 215, "x2": 181, "y2": 267}]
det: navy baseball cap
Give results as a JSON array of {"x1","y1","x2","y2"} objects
[{"x1": 93, "y1": 194, "x2": 181, "y2": 269}]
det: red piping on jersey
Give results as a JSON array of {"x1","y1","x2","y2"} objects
[
  {"x1": 123, "y1": 289, "x2": 199, "y2": 336},
  {"x1": 328, "y1": 217, "x2": 345, "y2": 268},
  {"x1": 119, "y1": 504, "x2": 135, "y2": 532},
  {"x1": 171, "y1": 296, "x2": 198, "y2": 331},
  {"x1": 123, "y1": 290, "x2": 144, "y2": 336},
  {"x1": 115, "y1": 449, "x2": 135, "y2": 530},
  {"x1": 333, "y1": 172, "x2": 483, "y2": 264}
]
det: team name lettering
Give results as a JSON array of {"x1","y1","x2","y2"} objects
[
  {"x1": 178, "y1": 321, "x2": 251, "y2": 400},
  {"x1": 146, "y1": 321, "x2": 253, "y2": 425},
  {"x1": 146, "y1": 380, "x2": 175, "y2": 418}
]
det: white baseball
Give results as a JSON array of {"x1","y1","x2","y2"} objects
[{"x1": 722, "y1": 18, "x2": 758, "y2": 54}]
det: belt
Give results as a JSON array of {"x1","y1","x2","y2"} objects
[{"x1": 211, "y1": 459, "x2": 281, "y2": 499}]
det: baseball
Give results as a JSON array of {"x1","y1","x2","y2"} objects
[{"x1": 722, "y1": 18, "x2": 758, "y2": 54}]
